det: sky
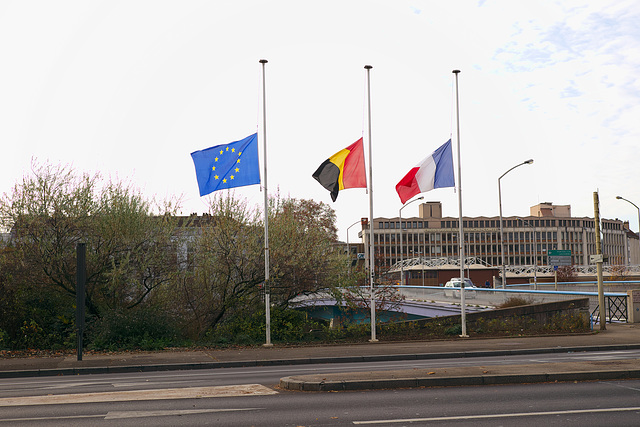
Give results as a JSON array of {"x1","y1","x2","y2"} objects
[{"x1": 1, "y1": 0, "x2": 639, "y2": 243}]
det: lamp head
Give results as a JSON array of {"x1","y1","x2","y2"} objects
[
  {"x1": 524, "y1": 159, "x2": 534, "y2": 164},
  {"x1": 616, "y1": 196, "x2": 623, "y2": 200}
]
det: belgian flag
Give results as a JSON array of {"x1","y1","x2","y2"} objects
[{"x1": 312, "y1": 138, "x2": 367, "y2": 201}]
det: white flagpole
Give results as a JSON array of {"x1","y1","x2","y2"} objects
[
  {"x1": 259, "y1": 59, "x2": 272, "y2": 347},
  {"x1": 453, "y1": 69, "x2": 468, "y2": 338},
  {"x1": 364, "y1": 65, "x2": 377, "y2": 342}
]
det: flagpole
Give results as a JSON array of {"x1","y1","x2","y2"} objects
[
  {"x1": 453, "y1": 69, "x2": 468, "y2": 338},
  {"x1": 364, "y1": 65, "x2": 377, "y2": 342},
  {"x1": 260, "y1": 59, "x2": 272, "y2": 347}
]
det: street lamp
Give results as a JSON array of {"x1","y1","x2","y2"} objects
[
  {"x1": 399, "y1": 196, "x2": 424, "y2": 286},
  {"x1": 616, "y1": 196, "x2": 640, "y2": 264},
  {"x1": 498, "y1": 159, "x2": 533, "y2": 288},
  {"x1": 346, "y1": 220, "x2": 361, "y2": 274}
]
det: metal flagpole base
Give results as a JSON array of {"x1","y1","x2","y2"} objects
[
  {"x1": 262, "y1": 343, "x2": 274, "y2": 348},
  {"x1": 368, "y1": 339, "x2": 379, "y2": 343},
  {"x1": 459, "y1": 334, "x2": 469, "y2": 338}
]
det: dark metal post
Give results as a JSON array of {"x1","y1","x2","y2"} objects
[{"x1": 76, "y1": 243, "x2": 86, "y2": 361}]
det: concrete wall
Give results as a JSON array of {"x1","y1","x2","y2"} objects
[
  {"x1": 411, "y1": 297, "x2": 591, "y2": 329},
  {"x1": 464, "y1": 297, "x2": 590, "y2": 325}
]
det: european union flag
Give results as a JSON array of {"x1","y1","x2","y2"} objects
[{"x1": 191, "y1": 133, "x2": 261, "y2": 196}]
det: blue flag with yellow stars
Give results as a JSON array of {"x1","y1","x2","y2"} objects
[{"x1": 191, "y1": 133, "x2": 261, "y2": 196}]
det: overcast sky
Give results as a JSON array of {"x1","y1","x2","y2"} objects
[{"x1": 1, "y1": 0, "x2": 639, "y2": 242}]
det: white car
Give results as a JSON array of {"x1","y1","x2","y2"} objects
[{"x1": 444, "y1": 278, "x2": 477, "y2": 299}]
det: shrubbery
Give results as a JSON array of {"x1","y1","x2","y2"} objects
[
  {"x1": 86, "y1": 308, "x2": 183, "y2": 351},
  {"x1": 203, "y1": 307, "x2": 323, "y2": 346}
]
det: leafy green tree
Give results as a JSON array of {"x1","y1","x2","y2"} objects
[
  {"x1": 169, "y1": 195, "x2": 265, "y2": 338},
  {"x1": 1, "y1": 161, "x2": 348, "y2": 346},
  {"x1": 268, "y1": 196, "x2": 344, "y2": 306},
  {"x1": 0, "y1": 161, "x2": 180, "y2": 321},
  {"x1": 170, "y1": 193, "x2": 347, "y2": 339}
]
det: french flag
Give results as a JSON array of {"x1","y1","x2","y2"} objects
[{"x1": 395, "y1": 139, "x2": 455, "y2": 204}]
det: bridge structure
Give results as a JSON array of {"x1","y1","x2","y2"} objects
[{"x1": 389, "y1": 256, "x2": 640, "y2": 280}]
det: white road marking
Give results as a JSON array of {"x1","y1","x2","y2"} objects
[
  {"x1": 352, "y1": 406, "x2": 640, "y2": 424},
  {"x1": 39, "y1": 382, "x2": 98, "y2": 389},
  {"x1": 0, "y1": 384, "x2": 277, "y2": 406},
  {"x1": 111, "y1": 382, "x2": 154, "y2": 388},
  {"x1": 605, "y1": 381, "x2": 640, "y2": 393},
  {"x1": 104, "y1": 408, "x2": 262, "y2": 419},
  {"x1": 0, "y1": 408, "x2": 262, "y2": 422},
  {"x1": 0, "y1": 415, "x2": 104, "y2": 422}
]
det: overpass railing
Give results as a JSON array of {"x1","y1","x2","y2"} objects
[{"x1": 394, "y1": 285, "x2": 628, "y2": 324}]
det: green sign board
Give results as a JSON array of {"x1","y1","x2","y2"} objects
[
  {"x1": 548, "y1": 250, "x2": 571, "y2": 257},
  {"x1": 548, "y1": 249, "x2": 572, "y2": 266}
]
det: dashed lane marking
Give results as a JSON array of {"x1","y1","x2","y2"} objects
[{"x1": 0, "y1": 408, "x2": 263, "y2": 423}]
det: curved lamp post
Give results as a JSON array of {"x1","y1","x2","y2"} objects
[
  {"x1": 498, "y1": 159, "x2": 533, "y2": 288},
  {"x1": 616, "y1": 196, "x2": 640, "y2": 264},
  {"x1": 399, "y1": 196, "x2": 424, "y2": 286}
]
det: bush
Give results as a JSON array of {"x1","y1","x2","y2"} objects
[
  {"x1": 497, "y1": 296, "x2": 534, "y2": 309},
  {"x1": 0, "y1": 281, "x2": 77, "y2": 350},
  {"x1": 0, "y1": 328, "x2": 9, "y2": 350},
  {"x1": 86, "y1": 308, "x2": 181, "y2": 351},
  {"x1": 445, "y1": 324, "x2": 463, "y2": 335},
  {"x1": 204, "y1": 307, "x2": 322, "y2": 346}
]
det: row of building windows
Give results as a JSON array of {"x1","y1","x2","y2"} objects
[
  {"x1": 373, "y1": 231, "x2": 590, "y2": 245},
  {"x1": 377, "y1": 219, "x2": 621, "y2": 231},
  {"x1": 373, "y1": 231, "x2": 625, "y2": 247},
  {"x1": 376, "y1": 242, "x2": 571, "y2": 257},
  {"x1": 370, "y1": 231, "x2": 626, "y2": 269}
]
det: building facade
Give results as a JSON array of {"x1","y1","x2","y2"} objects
[{"x1": 360, "y1": 201, "x2": 638, "y2": 283}]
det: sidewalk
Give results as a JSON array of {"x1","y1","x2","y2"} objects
[{"x1": 2, "y1": 323, "x2": 639, "y2": 389}]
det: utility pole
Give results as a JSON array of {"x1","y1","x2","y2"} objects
[{"x1": 593, "y1": 191, "x2": 606, "y2": 330}]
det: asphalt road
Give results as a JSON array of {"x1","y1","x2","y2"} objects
[
  {"x1": 2, "y1": 377, "x2": 640, "y2": 426},
  {"x1": 2, "y1": 348, "x2": 640, "y2": 398},
  {"x1": 2, "y1": 349, "x2": 640, "y2": 425}
]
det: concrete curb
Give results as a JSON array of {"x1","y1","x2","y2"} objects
[
  {"x1": 279, "y1": 369, "x2": 640, "y2": 391},
  {"x1": 2, "y1": 343, "x2": 640, "y2": 379}
]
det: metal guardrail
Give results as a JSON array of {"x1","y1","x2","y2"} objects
[{"x1": 591, "y1": 296, "x2": 628, "y2": 324}]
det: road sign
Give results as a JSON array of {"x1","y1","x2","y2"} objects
[
  {"x1": 548, "y1": 250, "x2": 571, "y2": 257},
  {"x1": 590, "y1": 254, "x2": 603, "y2": 263},
  {"x1": 548, "y1": 249, "x2": 571, "y2": 266}
]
